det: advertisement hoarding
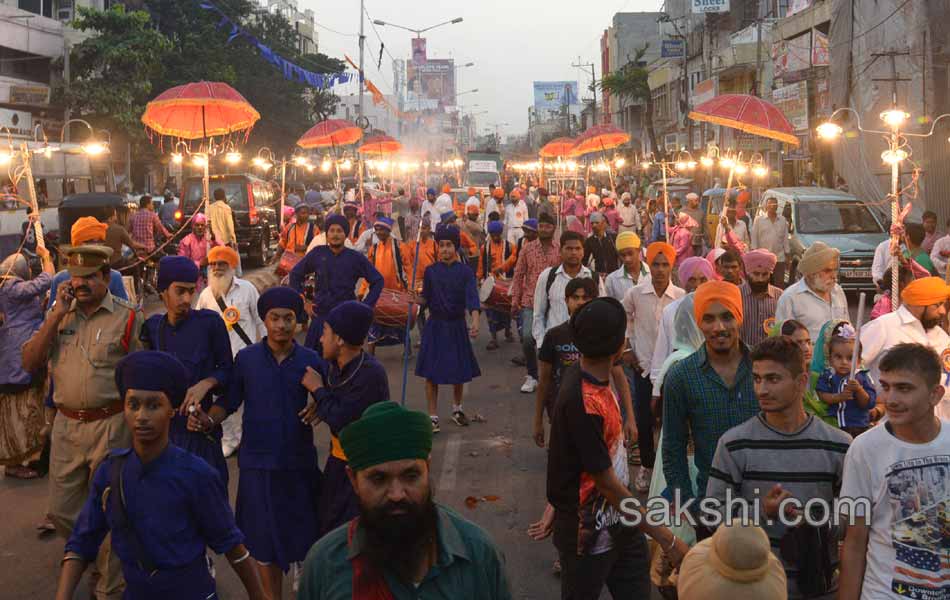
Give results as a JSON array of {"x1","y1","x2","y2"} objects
[
  {"x1": 411, "y1": 38, "x2": 426, "y2": 66},
  {"x1": 532, "y1": 81, "x2": 579, "y2": 112},
  {"x1": 772, "y1": 81, "x2": 809, "y2": 132},
  {"x1": 692, "y1": 0, "x2": 729, "y2": 14},
  {"x1": 406, "y1": 59, "x2": 456, "y2": 111}
]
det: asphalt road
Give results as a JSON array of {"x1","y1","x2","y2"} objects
[{"x1": 0, "y1": 267, "x2": 595, "y2": 600}]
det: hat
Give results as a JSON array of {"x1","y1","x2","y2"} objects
[
  {"x1": 441, "y1": 184, "x2": 452, "y2": 194},
  {"x1": 325, "y1": 214, "x2": 350, "y2": 236},
  {"x1": 434, "y1": 224, "x2": 460, "y2": 248},
  {"x1": 325, "y1": 301, "x2": 374, "y2": 346},
  {"x1": 440, "y1": 211, "x2": 458, "y2": 225},
  {"x1": 901, "y1": 277, "x2": 950, "y2": 307},
  {"x1": 157, "y1": 255, "x2": 199, "y2": 293},
  {"x1": 677, "y1": 256, "x2": 716, "y2": 287},
  {"x1": 798, "y1": 241, "x2": 840, "y2": 276},
  {"x1": 694, "y1": 281, "x2": 743, "y2": 325},
  {"x1": 208, "y1": 246, "x2": 239, "y2": 269},
  {"x1": 64, "y1": 245, "x2": 113, "y2": 276},
  {"x1": 374, "y1": 216, "x2": 394, "y2": 231},
  {"x1": 538, "y1": 213, "x2": 556, "y2": 226},
  {"x1": 466, "y1": 203, "x2": 480, "y2": 214},
  {"x1": 492, "y1": 188, "x2": 505, "y2": 199},
  {"x1": 742, "y1": 249, "x2": 778, "y2": 274},
  {"x1": 487, "y1": 221, "x2": 503, "y2": 235},
  {"x1": 589, "y1": 211, "x2": 605, "y2": 223},
  {"x1": 257, "y1": 286, "x2": 304, "y2": 319},
  {"x1": 193, "y1": 213, "x2": 208, "y2": 224},
  {"x1": 616, "y1": 232, "x2": 641, "y2": 251},
  {"x1": 426, "y1": 187, "x2": 436, "y2": 197},
  {"x1": 570, "y1": 297, "x2": 627, "y2": 358},
  {"x1": 339, "y1": 401, "x2": 433, "y2": 471},
  {"x1": 603, "y1": 197, "x2": 615, "y2": 207},
  {"x1": 677, "y1": 524, "x2": 787, "y2": 600},
  {"x1": 71, "y1": 216, "x2": 108, "y2": 245},
  {"x1": 115, "y1": 351, "x2": 190, "y2": 409},
  {"x1": 511, "y1": 189, "x2": 522, "y2": 200},
  {"x1": 523, "y1": 218, "x2": 538, "y2": 232},
  {"x1": 467, "y1": 187, "x2": 476, "y2": 197},
  {"x1": 0, "y1": 253, "x2": 29, "y2": 281},
  {"x1": 646, "y1": 242, "x2": 675, "y2": 266}
]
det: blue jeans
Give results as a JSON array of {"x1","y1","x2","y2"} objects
[{"x1": 519, "y1": 308, "x2": 538, "y2": 379}]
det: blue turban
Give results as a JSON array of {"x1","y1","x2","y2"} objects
[
  {"x1": 257, "y1": 286, "x2": 304, "y2": 319},
  {"x1": 115, "y1": 351, "x2": 189, "y2": 408},
  {"x1": 374, "y1": 216, "x2": 394, "y2": 231},
  {"x1": 426, "y1": 187, "x2": 436, "y2": 197},
  {"x1": 440, "y1": 211, "x2": 457, "y2": 225},
  {"x1": 325, "y1": 300, "x2": 374, "y2": 346},
  {"x1": 157, "y1": 255, "x2": 199, "y2": 293},
  {"x1": 325, "y1": 214, "x2": 350, "y2": 236},
  {"x1": 523, "y1": 218, "x2": 539, "y2": 232},
  {"x1": 434, "y1": 224, "x2": 460, "y2": 248},
  {"x1": 487, "y1": 221, "x2": 504, "y2": 235}
]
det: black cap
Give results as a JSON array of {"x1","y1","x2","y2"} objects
[{"x1": 570, "y1": 297, "x2": 627, "y2": 358}]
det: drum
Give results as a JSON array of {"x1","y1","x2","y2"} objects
[
  {"x1": 480, "y1": 277, "x2": 512, "y2": 313},
  {"x1": 373, "y1": 288, "x2": 419, "y2": 328}
]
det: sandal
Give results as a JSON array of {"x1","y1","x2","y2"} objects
[
  {"x1": 5, "y1": 465, "x2": 40, "y2": 480},
  {"x1": 486, "y1": 340, "x2": 500, "y2": 351}
]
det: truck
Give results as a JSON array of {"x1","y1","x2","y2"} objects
[{"x1": 465, "y1": 151, "x2": 503, "y2": 192}]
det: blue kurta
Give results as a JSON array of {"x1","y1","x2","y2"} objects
[
  {"x1": 141, "y1": 309, "x2": 233, "y2": 485},
  {"x1": 230, "y1": 339, "x2": 324, "y2": 571},
  {"x1": 66, "y1": 445, "x2": 243, "y2": 600},
  {"x1": 312, "y1": 351, "x2": 390, "y2": 536},
  {"x1": 288, "y1": 246, "x2": 384, "y2": 349},
  {"x1": 415, "y1": 261, "x2": 481, "y2": 384}
]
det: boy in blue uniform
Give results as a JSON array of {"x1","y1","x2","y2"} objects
[
  {"x1": 300, "y1": 300, "x2": 390, "y2": 536},
  {"x1": 141, "y1": 256, "x2": 234, "y2": 485},
  {"x1": 289, "y1": 214, "x2": 384, "y2": 351},
  {"x1": 412, "y1": 224, "x2": 481, "y2": 433},
  {"x1": 231, "y1": 286, "x2": 324, "y2": 599},
  {"x1": 56, "y1": 351, "x2": 266, "y2": 600}
]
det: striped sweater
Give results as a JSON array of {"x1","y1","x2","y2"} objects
[{"x1": 706, "y1": 413, "x2": 852, "y2": 599}]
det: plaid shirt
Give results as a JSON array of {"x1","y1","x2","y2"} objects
[
  {"x1": 661, "y1": 344, "x2": 759, "y2": 505},
  {"x1": 511, "y1": 237, "x2": 561, "y2": 311},
  {"x1": 739, "y1": 281, "x2": 782, "y2": 348},
  {"x1": 129, "y1": 209, "x2": 166, "y2": 252}
]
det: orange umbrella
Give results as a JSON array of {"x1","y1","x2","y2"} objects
[
  {"x1": 688, "y1": 94, "x2": 799, "y2": 146},
  {"x1": 297, "y1": 119, "x2": 363, "y2": 149},
  {"x1": 539, "y1": 137, "x2": 577, "y2": 158},
  {"x1": 358, "y1": 134, "x2": 403, "y2": 156},
  {"x1": 569, "y1": 125, "x2": 630, "y2": 157},
  {"x1": 141, "y1": 81, "x2": 259, "y2": 139}
]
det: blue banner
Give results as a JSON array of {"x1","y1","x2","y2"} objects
[{"x1": 661, "y1": 39, "x2": 685, "y2": 58}]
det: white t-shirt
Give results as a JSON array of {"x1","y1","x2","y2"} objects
[{"x1": 839, "y1": 421, "x2": 950, "y2": 599}]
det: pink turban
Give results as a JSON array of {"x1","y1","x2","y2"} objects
[
  {"x1": 678, "y1": 256, "x2": 716, "y2": 287},
  {"x1": 192, "y1": 213, "x2": 207, "y2": 224},
  {"x1": 742, "y1": 249, "x2": 777, "y2": 273}
]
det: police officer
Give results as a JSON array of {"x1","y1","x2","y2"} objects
[{"x1": 23, "y1": 244, "x2": 144, "y2": 599}]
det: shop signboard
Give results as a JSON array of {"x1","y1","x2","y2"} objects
[
  {"x1": 772, "y1": 81, "x2": 809, "y2": 132},
  {"x1": 692, "y1": 0, "x2": 729, "y2": 14}
]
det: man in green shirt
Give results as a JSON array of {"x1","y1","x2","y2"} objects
[
  {"x1": 904, "y1": 222, "x2": 937, "y2": 275},
  {"x1": 298, "y1": 402, "x2": 512, "y2": 599}
]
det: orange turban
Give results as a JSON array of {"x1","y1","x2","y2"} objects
[
  {"x1": 694, "y1": 281, "x2": 743, "y2": 325},
  {"x1": 71, "y1": 216, "x2": 108, "y2": 245},
  {"x1": 492, "y1": 188, "x2": 505, "y2": 199},
  {"x1": 467, "y1": 187, "x2": 476, "y2": 197},
  {"x1": 901, "y1": 276, "x2": 950, "y2": 307},
  {"x1": 208, "y1": 245, "x2": 239, "y2": 268},
  {"x1": 511, "y1": 189, "x2": 522, "y2": 199},
  {"x1": 645, "y1": 241, "x2": 675, "y2": 266},
  {"x1": 441, "y1": 184, "x2": 451, "y2": 194}
]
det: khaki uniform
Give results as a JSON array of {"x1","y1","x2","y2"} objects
[{"x1": 48, "y1": 292, "x2": 143, "y2": 599}]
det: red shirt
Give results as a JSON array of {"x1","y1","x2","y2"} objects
[{"x1": 510, "y1": 238, "x2": 560, "y2": 311}]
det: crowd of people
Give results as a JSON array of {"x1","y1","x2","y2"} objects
[{"x1": 0, "y1": 175, "x2": 948, "y2": 600}]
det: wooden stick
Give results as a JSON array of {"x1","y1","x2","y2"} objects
[{"x1": 849, "y1": 292, "x2": 867, "y2": 380}]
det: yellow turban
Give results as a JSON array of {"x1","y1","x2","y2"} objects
[
  {"x1": 645, "y1": 241, "x2": 675, "y2": 266},
  {"x1": 901, "y1": 276, "x2": 950, "y2": 307},
  {"x1": 694, "y1": 280, "x2": 743, "y2": 325},
  {"x1": 208, "y1": 245, "x2": 239, "y2": 268},
  {"x1": 798, "y1": 241, "x2": 840, "y2": 276},
  {"x1": 71, "y1": 216, "x2": 108, "y2": 245},
  {"x1": 678, "y1": 524, "x2": 787, "y2": 600},
  {"x1": 616, "y1": 232, "x2": 641, "y2": 251}
]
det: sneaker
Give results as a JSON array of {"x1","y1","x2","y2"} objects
[
  {"x1": 452, "y1": 410, "x2": 470, "y2": 427},
  {"x1": 431, "y1": 416, "x2": 440, "y2": 434},
  {"x1": 510, "y1": 355, "x2": 526, "y2": 367},
  {"x1": 520, "y1": 376, "x2": 538, "y2": 393},
  {"x1": 634, "y1": 466, "x2": 652, "y2": 494}
]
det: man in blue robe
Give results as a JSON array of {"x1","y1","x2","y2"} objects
[
  {"x1": 289, "y1": 214, "x2": 384, "y2": 352},
  {"x1": 300, "y1": 300, "x2": 390, "y2": 536},
  {"x1": 141, "y1": 256, "x2": 234, "y2": 485},
  {"x1": 57, "y1": 351, "x2": 267, "y2": 600}
]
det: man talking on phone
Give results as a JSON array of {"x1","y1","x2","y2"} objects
[{"x1": 23, "y1": 244, "x2": 144, "y2": 599}]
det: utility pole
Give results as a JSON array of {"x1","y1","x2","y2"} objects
[
  {"x1": 573, "y1": 58, "x2": 597, "y2": 124},
  {"x1": 63, "y1": 38, "x2": 70, "y2": 142},
  {"x1": 358, "y1": 0, "x2": 365, "y2": 125}
]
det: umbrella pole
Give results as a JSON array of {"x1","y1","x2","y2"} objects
[
  {"x1": 662, "y1": 161, "x2": 670, "y2": 243},
  {"x1": 279, "y1": 160, "x2": 287, "y2": 230},
  {"x1": 400, "y1": 220, "x2": 424, "y2": 406},
  {"x1": 720, "y1": 164, "x2": 736, "y2": 250},
  {"x1": 19, "y1": 143, "x2": 45, "y2": 250}
]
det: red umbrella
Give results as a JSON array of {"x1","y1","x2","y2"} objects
[
  {"x1": 539, "y1": 137, "x2": 577, "y2": 158},
  {"x1": 297, "y1": 119, "x2": 363, "y2": 149},
  {"x1": 141, "y1": 81, "x2": 259, "y2": 139},
  {"x1": 358, "y1": 134, "x2": 403, "y2": 156},
  {"x1": 569, "y1": 125, "x2": 631, "y2": 157},
  {"x1": 688, "y1": 94, "x2": 800, "y2": 146}
]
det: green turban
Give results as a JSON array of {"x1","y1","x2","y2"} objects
[{"x1": 339, "y1": 401, "x2": 433, "y2": 471}]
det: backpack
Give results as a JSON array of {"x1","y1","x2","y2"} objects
[{"x1": 543, "y1": 265, "x2": 560, "y2": 322}]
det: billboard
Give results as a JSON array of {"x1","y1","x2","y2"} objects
[
  {"x1": 411, "y1": 38, "x2": 426, "y2": 66},
  {"x1": 406, "y1": 59, "x2": 456, "y2": 112},
  {"x1": 661, "y1": 39, "x2": 685, "y2": 59},
  {"x1": 692, "y1": 0, "x2": 729, "y2": 13},
  {"x1": 772, "y1": 81, "x2": 809, "y2": 132},
  {"x1": 532, "y1": 81, "x2": 579, "y2": 111}
]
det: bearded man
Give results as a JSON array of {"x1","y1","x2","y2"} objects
[
  {"x1": 196, "y1": 245, "x2": 266, "y2": 457},
  {"x1": 739, "y1": 249, "x2": 782, "y2": 348},
  {"x1": 775, "y1": 241, "x2": 849, "y2": 340},
  {"x1": 297, "y1": 401, "x2": 513, "y2": 599}
]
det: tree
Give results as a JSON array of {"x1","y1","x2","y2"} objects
[{"x1": 598, "y1": 45, "x2": 662, "y2": 158}]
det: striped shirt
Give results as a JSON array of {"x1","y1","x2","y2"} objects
[
  {"x1": 706, "y1": 414, "x2": 851, "y2": 599},
  {"x1": 739, "y1": 281, "x2": 782, "y2": 348}
]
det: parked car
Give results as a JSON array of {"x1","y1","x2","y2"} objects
[
  {"x1": 758, "y1": 187, "x2": 887, "y2": 292},
  {"x1": 180, "y1": 174, "x2": 278, "y2": 267}
]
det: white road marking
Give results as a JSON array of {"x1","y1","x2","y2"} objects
[{"x1": 438, "y1": 434, "x2": 462, "y2": 492}]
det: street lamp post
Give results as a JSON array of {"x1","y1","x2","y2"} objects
[
  {"x1": 372, "y1": 16, "x2": 464, "y2": 37},
  {"x1": 252, "y1": 148, "x2": 315, "y2": 229}
]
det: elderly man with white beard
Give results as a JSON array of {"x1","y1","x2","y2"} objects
[
  {"x1": 775, "y1": 241, "x2": 849, "y2": 340},
  {"x1": 196, "y1": 245, "x2": 266, "y2": 457}
]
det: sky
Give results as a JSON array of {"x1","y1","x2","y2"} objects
[{"x1": 306, "y1": 0, "x2": 664, "y2": 137}]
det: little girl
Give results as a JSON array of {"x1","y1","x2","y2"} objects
[{"x1": 815, "y1": 323, "x2": 877, "y2": 437}]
